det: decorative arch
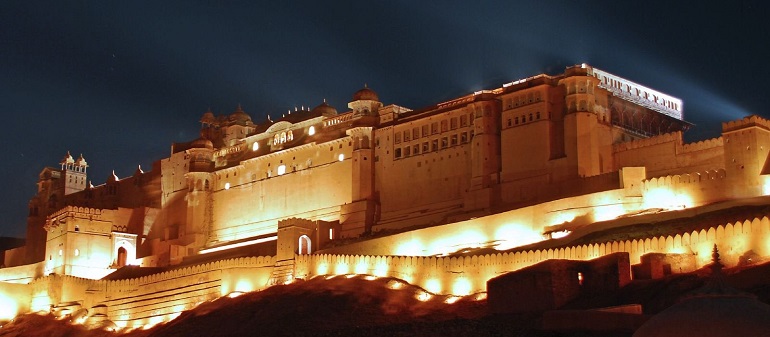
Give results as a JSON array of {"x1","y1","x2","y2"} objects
[{"x1": 298, "y1": 235, "x2": 312, "y2": 255}]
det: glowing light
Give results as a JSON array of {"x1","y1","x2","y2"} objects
[
  {"x1": 334, "y1": 262, "x2": 349, "y2": 275},
  {"x1": 224, "y1": 182, "x2": 230, "y2": 190},
  {"x1": 227, "y1": 291, "x2": 244, "y2": 298},
  {"x1": 277, "y1": 165, "x2": 286, "y2": 176},
  {"x1": 58, "y1": 249, "x2": 63, "y2": 256},
  {"x1": 363, "y1": 275, "x2": 377, "y2": 281},
  {"x1": 0, "y1": 293, "x2": 18, "y2": 321},
  {"x1": 345, "y1": 274, "x2": 356, "y2": 279},
  {"x1": 316, "y1": 263, "x2": 329, "y2": 275},
  {"x1": 493, "y1": 223, "x2": 542, "y2": 251},
  {"x1": 416, "y1": 291, "x2": 432, "y2": 302},
  {"x1": 551, "y1": 212, "x2": 577, "y2": 225},
  {"x1": 199, "y1": 236, "x2": 277, "y2": 254},
  {"x1": 338, "y1": 153, "x2": 344, "y2": 161},
  {"x1": 473, "y1": 293, "x2": 487, "y2": 301},
  {"x1": 444, "y1": 296, "x2": 461, "y2": 304},
  {"x1": 234, "y1": 278, "x2": 254, "y2": 293},
  {"x1": 452, "y1": 278, "x2": 472, "y2": 296},
  {"x1": 643, "y1": 188, "x2": 693, "y2": 210},
  {"x1": 74, "y1": 248, "x2": 79, "y2": 256},
  {"x1": 550, "y1": 230, "x2": 571, "y2": 239},
  {"x1": 252, "y1": 142, "x2": 259, "y2": 151},
  {"x1": 373, "y1": 263, "x2": 389, "y2": 277},
  {"x1": 395, "y1": 239, "x2": 424, "y2": 256},
  {"x1": 387, "y1": 280, "x2": 404, "y2": 289},
  {"x1": 354, "y1": 261, "x2": 368, "y2": 275},
  {"x1": 593, "y1": 199, "x2": 626, "y2": 222},
  {"x1": 425, "y1": 278, "x2": 442, "y2": 294},
  {"x1": 577, "y1": 272, "x2": 584, "y2": 285},
  {"x1": 308, "y1": 126, "x2": 316, "y2": 136}
]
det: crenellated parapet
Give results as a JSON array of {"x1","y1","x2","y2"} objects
[
  {"x1": 680, "y1": 136, "x2": 723, "y2": 153},
  {"x1": 722, "y1": 115, "x2": 770, "y2": 133},
  {"x1": 613, "y1": 131, "x2": 682, "y2": 153}
]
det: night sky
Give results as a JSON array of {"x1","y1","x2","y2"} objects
[{"x1": 1, "y1": 1, "x2": 768, "y2": 238}]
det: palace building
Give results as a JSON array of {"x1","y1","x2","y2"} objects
[{"x1": 2, "y1": 64, "x2": 770, "y2": 329}]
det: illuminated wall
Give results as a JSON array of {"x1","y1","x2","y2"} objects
[
  {"x1": 295, "y1": 215, "x2": 770, "y2": 296},
  {"x1": 208, "y1": 138, "x2": 356, "y2": 244}
]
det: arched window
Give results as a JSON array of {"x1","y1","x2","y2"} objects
[
  {"x1": 287, "y1": 130, "x2": 294, "y2": 141},
  {"x1": 298, "y1": 235, "x2": 311, "y2": 255},
  {"x1": 273, "y1": 134, "x2": 280, "y2": 145},
  {"x1": 280, "y1": 132, "x2": 287, "y2": 143},
  {"x1": 117, "y1": 247, "x2": 127, "y2": 267}
]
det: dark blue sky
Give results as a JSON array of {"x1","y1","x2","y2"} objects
[{"x1": 1, "y1": 1, "x2": 768, "y2": 237}]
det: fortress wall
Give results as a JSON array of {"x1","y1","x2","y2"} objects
[
  {"x1": 320, "y1": 187, "x2": 639, "y2": 257},
  {"x1": 0, "y1": 261, "x2": 44, "y2": 283},
  {"x1": 0, "y1": 255, "x2": 275, "y2": 329},
  {"x1": 0, "y1": 281, "x2": 30, "y2": 321},
  {"x1": 613, "y1": 132, "x2": 725, "y2": 178},
  {"x1": 640, "y1": 168, "x2": 729, "y2": 207},
  {"x1": 209, "y1": 139, "x2": 354, "y2": 244},
  {"x1": 95, "y1": 255, "x2": 275, "y2": 329},
  {"x1": 298, "y1": 216, "x2": 770, "y2": 296}
]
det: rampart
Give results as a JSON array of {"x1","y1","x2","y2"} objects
[
  {"x1": 613, "y1": 131, "x2": 725, "y2": 178},
  {"x1": 296, "y1": 215, "x2": 770, "y2": 298}
]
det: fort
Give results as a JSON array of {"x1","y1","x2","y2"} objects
[{"x1": 2, "y1": 63, "x2": 770, "y2": 330}]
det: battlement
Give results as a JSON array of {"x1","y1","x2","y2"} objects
[
  {"x1": 613, "y1": 132, "x2": 682, "y2": 152},
  {"x1": 680, "y1": 136, "x2": 723, "y2": 153},
  {"x1": 722, "y1": 115, "x2": 770, "y2": 133}
]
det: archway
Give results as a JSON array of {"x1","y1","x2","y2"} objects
[
  {"x1": 298, "y1": 235, "x2": 311, "y2": 255},
  {"x1": 117, "y1": 247, "x2": 127, "y2": 267}
]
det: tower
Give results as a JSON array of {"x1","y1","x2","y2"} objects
[
  {"x1": 348, "y1": 84, "x2": 383, "y2": 116},
  {"x1": 62, "y1": 152, "x2": 88, "y2": 195}
]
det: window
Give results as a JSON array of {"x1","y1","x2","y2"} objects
[
  {"x1": 280, "y1": 132, "x2": 287, "y2": 143},
  {"x1": 441, "y1": 137, "x2": 448, "y2": 148},
  {"x1": 422, "y1": 125, "x2": 429, "y2": 136},
  {"x1": 74, "y1": 249, "x2": 79, "y2": 257},
  {"x1": 460, "y1": 115, "x2": 468, "y2": 127},
  {"x1": 432, "y1": 139, "x2": 439, "y2": 152},
  {"x1": 507, "y1": 119, "x2": 512, "y2": 127},
  {"x1": 461, "y1": 132, "x2": 468, "y2": 143},
  {"x1": 308, "y1": 125, "x2": 316, "y2": 136},
  {"x1": 529, "y1": 113, "x2": 533, "y2": 121},
  {"x1": 536, "y1": 112, "x2": 541, "y2": 120},
  {"x1": 395, "y1": 148, "x2": 402, "y2": 158},
  {"x1": 395, "y1": 132, "x2": 401, "y2": 144},
  {"x1": 403, "y1": 130, "x2": 410, "y2": 142},
  {"x1": 451, "y1": 134, "x2": 458, "y2": 146},
  {"x1": 431, "y1": 122, "x2": 438, "y2": 134},
  {"x1": 515, "y1": 117, "x2": 519, "y2": 125},
  {"x1": 422, "y1": 142, "x2": 429, "y2": 152},
  {"x1": 224, "y1": 182, "x2": 231, "y2": 190},
  {"x1": 287, "y1": 130, "x2": 294, "y2": 141},
  {"x1": 273, "y1": 134, "x2": 280, "y2": 145},
  {"x1": 404, "y1": 146, "x2": 411, "y2": 157},
  {"x1": 413, "y1": 144, "x2": 420, "y2": 155},
  {"x1": 441, "y1": 120, "x2": 448, "y2": 132},
  {"x1": 277, "y1": 165, "x2": 286, "y2": 175},
  {"x1": 338, "y1": 154, "x2": 345, "y2": 161},
  {"x1": 450, "y1": 117, "x2": 458, "y2": 130}
]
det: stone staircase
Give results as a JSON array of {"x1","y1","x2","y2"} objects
[{"x1": 268, "y1": 258, "x2": 295, "y2": 285}]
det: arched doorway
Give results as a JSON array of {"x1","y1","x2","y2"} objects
[
  {"x1": 298, "y1": 235, "x2": 311, "y2": 255},
  {"x1": 117, "y1": 247, "x2": 127, "y2": 267}
]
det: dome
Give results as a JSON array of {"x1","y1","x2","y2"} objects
[
  {"x1": 229, "y1": 105, "x2": 252, "y2": 125},
  {"x1": 352, "y1": 84, "x2": 379, "y2": 102},
  {"x1": 200, "y1": 110, "x2": 216, "y2": 124},
  {"x1": 633, "y1": 246, "x2": 770, "y2": 337},
  {"x1": 60, "y1": 151, "x2": 75, "y2": 165},
  {"x1": 311, "y1": 99, "x2": 338, "y2": 116},
  {"x1": 190, "y1": 137, "x2": 214, "y2": 149},
  {"x1": 75, "y1": 154, "x2": 88, "y2": 167}
]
